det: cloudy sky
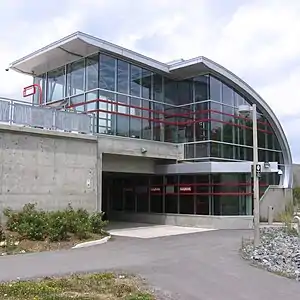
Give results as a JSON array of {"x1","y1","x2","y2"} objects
[{"x1": 0, "y1": 0, "x2": 299, "y2": 162}]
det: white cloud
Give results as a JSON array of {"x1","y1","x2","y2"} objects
[{"x1": 0, "y1": 0, "x2": 299, "y2": 162}]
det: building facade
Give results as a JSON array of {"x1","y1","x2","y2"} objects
[{"x1": 8, "y1": 32, "x2": 293, "y2": 226}]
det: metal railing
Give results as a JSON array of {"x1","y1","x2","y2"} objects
[{"x1": 0, "y1": 98, "x2": 94, "y2": 135}]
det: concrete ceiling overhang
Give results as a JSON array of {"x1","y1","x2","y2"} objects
[{"x1": 9, "y1": 31, "x2": 169, "y2": 76}]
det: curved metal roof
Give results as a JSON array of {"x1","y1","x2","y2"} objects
[{"x1": 8, "y1": 32, "x2": 293, "y2": 187}]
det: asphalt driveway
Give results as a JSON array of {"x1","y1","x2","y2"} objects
[{"x1": 0, "y1": 229, "x2": 299, "y2": 299}]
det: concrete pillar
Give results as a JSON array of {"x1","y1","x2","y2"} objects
[{"x1": 96, "y1": 138, "x2": 103, "y2": 212}]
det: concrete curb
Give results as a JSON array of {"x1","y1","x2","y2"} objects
[{"x1": 72, "y1": 235, "x2": 111, "y2": 249}]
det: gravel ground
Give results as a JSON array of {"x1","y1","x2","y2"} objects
[{"x1": 241, "y1": 227, "x2": 300, "y2": 280}]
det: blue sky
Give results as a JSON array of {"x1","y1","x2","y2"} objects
[{"x1": 0, "y1": 0, "x2": 299, "y2": 162}]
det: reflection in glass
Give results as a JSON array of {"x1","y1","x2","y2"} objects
[
  {"x1": 130, "y1": 97, "x2": 141, "y2": 138},
  {"x1": 194, "y1": 75, "x2": 209, "y2": 102},
  {"x1": 153, "y1": 73, "x2": 163, "y2": 101},
  {"x1": 210, "y1": 142, "x2": 222, "y2": 157},
  {"x1": 142, "y1": 69, "x2": 152, "y2": 99},
  {"x1": 70, "y1": 94, "x2": 84, "y2": 112},
  {"x1": 47, "y1": 67, "x2": 65, "y2": 102},
  {"x1": 223, "y1": 144, "x2": 234, "y2": 159},
  {"x1": 116, "y1": 94, "x2": 129, "y2": 137},
  {"x1": 99, "y1": 54, "x2": 116, "y2": 91},
  {"x1": 141, "y1": 99, "x2": 152, "y2": 140},
  {"x1": 130, "y1": 65, "x2": 141, "y2": 97},
  {"x1": 67, "y1": 59, "x2": 85, "y2": 96},
  {"x1": 211, "y1": 121, "x2": 222, "y2": 141},
  {"x1": 33, "y1": 75, "x2": 47, "y2": 104},
  {"x1": 164, "y1": 78, "x2": 177, "y2": 105},
  {"x1": 98, "y1": 90, "x2": 114, "y2": 134},
  {"x1": 153, "y1": 102, "x2": 164, "y2": 141},
  {"x1": 117, "y1": 60, "x2": 129, "y2": 94},
  {"x1": 165, "y1": 176, "x2": 178, "y2": 213},
  {"x1": 85, "y1": 55, "x2": 98, "y2": 91},
  {"x1": 210, "y1": 76, "x2": 222, "y2": 102},
  {"x1": 210, "y1": 101, "x2": 222, "y2": 120},
  {"x1": 222, "y1": 83, "x2": 234, "y2": 106},
  {"x1": 177, "y1": 80, "x2": 193, "y2": 105}
]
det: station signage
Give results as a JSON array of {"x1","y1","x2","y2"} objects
[
  {"x1": 150, "y1": 187, "x2": 161, "y2": 192},
  {"x1": 179, "y1": 186, "x2": 192, "y2": 192}
]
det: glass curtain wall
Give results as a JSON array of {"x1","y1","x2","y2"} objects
[
  {"x1": 107, "y1": 173, "x2": 279, "y2": 216},
  {"x1": 33, "y1": 54, "x2": 284, "y2": 166}
]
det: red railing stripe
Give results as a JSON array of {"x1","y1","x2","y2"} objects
[{"x1": 67, "y1": 98, "x2": 273, "y2": 134}]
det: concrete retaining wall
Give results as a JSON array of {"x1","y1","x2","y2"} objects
[
  {"x1": 109, "y1": 211, "x2": 254, "y2": 230},
  {"x1": 293, "y1": 164, "x2": 300, "y2": 187},
  {"x1": 0, "y1": 129, "x2": 98, "y2": 213},
  {"x1": 259, "y1": 186, "x2": 293, "y2": 222}
]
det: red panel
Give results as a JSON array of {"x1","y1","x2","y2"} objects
[{"x1": 23, "y1": 84, "x2": 43, "y2": 105}]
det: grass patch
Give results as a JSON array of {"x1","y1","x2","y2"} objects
[{"x1": 0, "y1": 273, "x2": 155, "y2": 299}]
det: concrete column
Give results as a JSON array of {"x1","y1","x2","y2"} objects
[{"x1": 96, "y1": 138, "x2": 103, "y2": 212}]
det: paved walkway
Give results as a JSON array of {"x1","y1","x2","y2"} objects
[
  {"x1": 0, "y1": 228, "x2": 299, "y2": 299},
  {"x1": 107, "y1": 222, "x2": 215, "y2": 238}
]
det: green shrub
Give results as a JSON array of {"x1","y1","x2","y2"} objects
[
  {"x1": 62, "y1": 205, "x2": 91, "y2": 240},
  {"x1": 278, "y1": 201, "x2": 298, "y2": 235},
  {"x1": 293, "y1": 187, "x2": 300, "y2": 207},
  {"x1": 4, "y1": 204, "x2": 47, "y2": 240},
  {"x1": 0, "y1": 225, "x2": 5, "y2": 242},
  {"x1": 47, "y1": 211, "x2": 69, "y2": 242},
  {"x1": 3, "y1": 203, "x2": 109, "y2": 242},
  {"x1": 89, "y1": 212, "x2": 108, "y2": 234}
]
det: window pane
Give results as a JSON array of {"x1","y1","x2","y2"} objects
[
  {"x1": 210, "y1": 76, "x2": 222, "y2": 102},
  {"x1": 130, "y1": 97, "x2": 141, "y2": 138},
  {"x1": 153, "y1": 74, "x2": 163, "y2": 101},
  {"x1": 86, "y1": 55, "x2": 98, "y2": 91},
  {"x1": 136, "y1": 177, "x2": 149, "y2": 213},
  {"x1": 117, "y1": 60, "x2": 129, "y2": 94},
  {"x1": 223, "y1": 144, "x2": 234, "y2": 159},
  {"x1": 141, "y1": 99, "x2": 152, "y2": 140},
  {"x1": 47, "y1": 67, "x2": 65, "y2": 102},
  {"x1": 164, "y1": 78, "x2": 177, "y2": 105},
  {"x1": 116, "y1": 94, "x2": 129, "y2": 137},
  {"x1": 210, "y1": 142, "x2": 222, "y2": 157},
  {"x1": 33, "y1": 74, "x2": 47, "y2": 104},
  {"x1": 141, "y1": 69, "x2": 152, "y2": 99},
  {"x1": 211, "y1": 122, "x2": 222, "y2": 141},
  {"x1": 222, "y1": 83, "x2": 234, "y2": 106},
  {"x1": 210, "y1": 101, "x2": 222, "y2": 120},
  {"x1": 99, "y1": 90, "x2": 114, "y2": 134},
  {"x1": 67, "y1": 59, "x2": 85, "y2": 96},
  {"x1": 130, "y1": 65, "x2": 141, "y2": 97},
  {"x1": 150, "y1": 176, "x2": 163, "y2": 213},
  {"x1": 99, "y1": 54, "x2": 116, "y2": 91},
  {"x1": 177, "y1": 80, "x2": 193, "y2": 105},
  {"x1": 70, "y1": 94, "x2": 85, "y2": 112},
  {"x1": 194, "y1": 75, "x2": 209, "y2": 102}
]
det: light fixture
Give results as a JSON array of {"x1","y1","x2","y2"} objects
[
  {"x1": 141, "y1": 147, "x2": 147, "y2": 154},
  {"x1": 237, "y1": 104, "x2": 252, "y2": 117}
]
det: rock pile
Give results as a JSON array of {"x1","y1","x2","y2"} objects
[{"x1": 241, "y1": 227, "x2": 300, "y2": 280}]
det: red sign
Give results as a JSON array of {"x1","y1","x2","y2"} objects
[{"x1": 180, "y1": 186, "x2": 192, "y2": 192}]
